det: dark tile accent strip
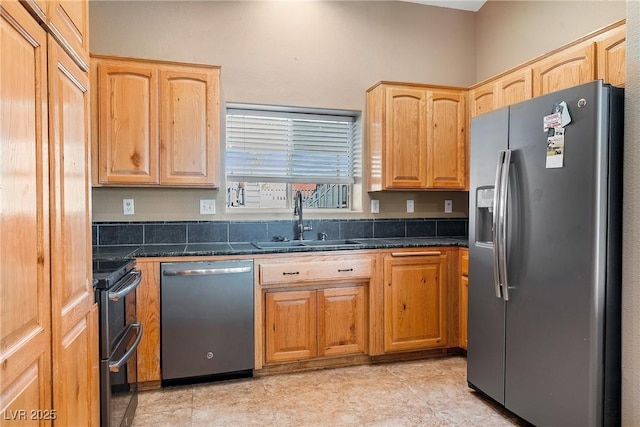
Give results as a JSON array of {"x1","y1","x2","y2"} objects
[
  {"x1": 93, "y1": 218, "x2": 468, "y2": 246},
  {"x1": 436, "y1": 219, "x2": 467, "y2": 237},
  {"x1": 339, "y1": 220, "x2": 374, "y2": 239},
  {"x1": 98, "y1": 224, "x2": 144, "y2": 246},
  {"x1": 406, "y1": 220, "x2": 437, "y2": 238},
  {"x1": 229, "y1": 222, "x2": 268, "y2": 242},
  {"x1": 144, "y1": 224, "x2": 187, "y2": 244},
  {"x1": 187, "y1": 222, "x2": 229, "y2": 243},
  {"x1": 373, "y1": 220, "x2": 406, "y2": 238}
]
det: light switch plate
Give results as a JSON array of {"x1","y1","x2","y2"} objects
[
  {"x1": 370, "y1": 199, "x2": 380, "y2": 214},
  {"x1": 444, "y1": 199, "x2": 453, "y2": 213},
  {"x1": 123, "y1": 199, "x2": 134, "y2": 215},
  {"x1": 406, "y1": 200, "x2": 414, "y2": 213},
  {"x1": 200, "y1": 199, "x2": 216, "y2": 215}
]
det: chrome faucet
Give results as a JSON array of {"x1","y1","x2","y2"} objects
[{"x1": 294, "y1": 191, "x2": 312, "y2": 240}]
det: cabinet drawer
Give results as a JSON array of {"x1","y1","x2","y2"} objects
[
  {"x1": 460, "y1": 250, "x2": 469, "y2": 277},
  {"x1": 259, "y1": 259, "x2": 372, "y2": 285}
]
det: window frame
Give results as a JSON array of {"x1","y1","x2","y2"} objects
[{"x1": 224, "y1": 103, "x2": 362, "y2": 212}]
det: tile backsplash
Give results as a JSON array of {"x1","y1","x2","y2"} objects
[{"x1": 93, "y1": 218, "x2": 468, "y2": 246}]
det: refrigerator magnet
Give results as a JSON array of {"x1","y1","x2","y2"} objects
[
  {"x1": 546, "y1": 127, "x2": 565, "y2": 169},
  {"x1": 559, "y1": 101, "x2": 572, "y2": 127}
]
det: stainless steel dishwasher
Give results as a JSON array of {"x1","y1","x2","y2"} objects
[{"x1": 160, "y1": 260, "x2": 254, "y2": 384}]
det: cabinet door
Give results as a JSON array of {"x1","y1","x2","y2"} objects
[
  {"x1": 469, "y1": 82, "x2": 496, "y2": 118},
  {"x1": 496, "y1": 68, "x2": 532, "y2": 108},
  {"x1": 596, "y1": 25, "x2": 625, "y2": 87},
  {"x1": 47, "y1": 0, "x2": 90, "y2": 71},
  {"x1": 459, "y1": 275, "x2": 469, "y2": 351},
  {"x1": 383, "y1": 254, "x2": 448, "y2": 352},
  {"x1": 459, "y1": 248, "x2": 469, "y2": 350},
  {"x1": 160, "y1": 67, "x2": 219, "y2": 186},
  {"x1": 0, "y1": 0, "x2": 52, "y2": 416},
  {"x1": 532, "y1": 41, "x2": 596, "y2": 97},
  {"x1": 426, "y1": 90, "x2": 466, "y2": 189},
  {"x1": 318, "y1": 286, "x2": 367, "y2": 357},
  {"x1": 384, "y1": 86, "x2": 428, "y2": 189},
  {"x1": 136, "y1": 261, "x2": 161, "y2": 383},
  {"x1": 265, "y1": 290, "x2": 317, "y2": 363},
  {"x1": 48, "y1": 38, "x2": 98, "y2": 426},
  {"x1": 97, "y1": 60, "x2": 159, "y2": 184}
]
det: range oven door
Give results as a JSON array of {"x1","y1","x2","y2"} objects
[{"x1": 101, "y1": 322, "x2": 143, "y2": 427}]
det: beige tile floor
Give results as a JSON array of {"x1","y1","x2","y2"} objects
[{"x1": 132, "y1": 356, "x2": 525, "y2": 427}]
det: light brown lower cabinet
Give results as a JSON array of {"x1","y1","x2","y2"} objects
[
  {"x1": 264, "y1": 285, "x2": 367, "y2": 364},
  {"x1": 459, "y1": 248, "x2": 469, "y2": 350},
  {"x1": 136, "y1": 260, "x2": 162, "y2": 384},
  {"x1": 383, "y1": 251, "x2": 448, "y2": 352}
]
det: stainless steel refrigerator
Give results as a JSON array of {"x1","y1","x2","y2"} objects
[{"x1": 467, "y1": 80, "x2": 623, "y2": 426}]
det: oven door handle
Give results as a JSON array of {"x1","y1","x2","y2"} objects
[
  {"x1": 109, "y1": 270, "x2": 142, "y2": 301},
  {"x1": 109, "y1": 323, "x2": 143, "y2": 373}
]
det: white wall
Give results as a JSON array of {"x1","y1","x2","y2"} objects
[
  {"x1": 89, "y1": 0, "x2": 476, "y2": 221},
  {"x1": 475, "y1": 0, "x2": 626, "y2": 81},
  {"x1": 623, "y1": 1, "x2": 640, "y2": 424}
]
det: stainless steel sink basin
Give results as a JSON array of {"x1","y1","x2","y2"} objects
[
  {"x1": 303, "y1": 239, "x2": 362, "y2": 247},
  {"x1": 251, "y1": 239, "x2": 362, "y2": 249},
  {"x1": 251, "y1": 241, "x2": 308, "y2": 248}
]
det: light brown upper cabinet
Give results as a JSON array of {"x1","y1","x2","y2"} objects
[
  {"x1": 91, "y1": 55, "x2": 220, "y2": 187},
  {"x1": 426, "y1": 89, "x2": 466, "y2": 189},
  {"x1": 531, "y1": 41, "x2": 596, "y2": 97},
  {"x1": 469, "y1": 81, "x2": 496, "y2": 118},
  {"x1": 21, "y1": 0, "x2": 90, "y2": 71},
  {"x1": 595, "y1": 24, "x2": 626, "y2": 87},
  {"x1": 469, "y1": 21, "x2": 624, "y2": 120},
  {"x1": 367, "y1": 82, "x2": 467, "y2": 191},
  {"x1": 469, "y1": 69, "x2": 533, "y2": 119},
  {"x1": 496, "y1": 68, "x2": 533, "y2": 109}
]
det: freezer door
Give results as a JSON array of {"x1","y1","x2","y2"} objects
[
  {"x1": 503, "y1": 81, "x2": 611, "y2": 426},
  {"x1": 467, "y1": 107, "x2": 508, "y2": 404}
]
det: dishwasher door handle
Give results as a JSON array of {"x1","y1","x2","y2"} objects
[{"x1": 162, "y1": 266, "x2": 252, "y2": 276}]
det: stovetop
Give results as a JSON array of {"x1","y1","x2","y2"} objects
[{"x1": 93, "y1": 259, "x2": 135, "y2": 289}]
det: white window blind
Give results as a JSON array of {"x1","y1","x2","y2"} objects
[{"x1": 226, "y1": 105, "x2": 360, "y2": 184}]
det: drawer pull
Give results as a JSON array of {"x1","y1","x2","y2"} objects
[
  {"x1": 391, "y1": 251, "x2": 442, "y2": 257},
  {"x1": 338, "y1": 268, "x2": 354, "y2": 272},
  {"x1": 282, "y1": 271, "x2": 300, "y2": 276}
]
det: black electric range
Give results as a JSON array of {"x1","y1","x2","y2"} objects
[{"x1": 93, "y1": 259, "x2": 136, "y2": 289}]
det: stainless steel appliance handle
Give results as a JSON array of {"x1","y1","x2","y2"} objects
[
  {"x1": 109, "y1": 323, "x2": 143, "y2": 373},
  {"x1": 108, "y1": 270, "x2": 142, "y2": 301},
  {"x1": 492, "y1": 151, "x2": 505, "y2": 299},
  {"x1": 162, "y1": 266, "x2": 252, "y2": 276},
  {"x1": 499, "y1": 150, "x2": 512, "y2": 301}
]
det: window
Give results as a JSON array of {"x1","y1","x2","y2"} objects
[{"x1": 225, "y1": 104, "x2": 361, "y2": 210}]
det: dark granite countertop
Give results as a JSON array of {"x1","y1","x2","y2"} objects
[{"x1": 92, "y1": 237, "x2": 469, "y2": 261}]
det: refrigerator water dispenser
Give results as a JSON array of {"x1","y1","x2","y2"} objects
[{"x1": 475, "y1": 187, "x2": 494, "y2": 244}]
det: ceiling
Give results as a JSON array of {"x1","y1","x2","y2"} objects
[{"x1": 400, "y1": 0, "x2": 486, "y2": 12}]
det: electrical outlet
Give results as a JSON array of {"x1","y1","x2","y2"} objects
[
  {"x1": 123, "y1": 199, "x2": 134, "y2": 215},
  {"x1": 370, "y1": 199, "x2": 380, "y2": 214},
  {"x1": 200, "y1": 199, "x2": 216, "y2": 215},
  {"x1": 406, "y1": 199, "x2": 414, "y2": 213},
  {"x1": 444, "y1": 199, "x2": 453, "y2": 214}
]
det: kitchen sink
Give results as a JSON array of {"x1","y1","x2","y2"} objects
[
  {"x1": 251, "y1": 239, "x2": 362, "y2": 249},
  {"x1": 251, "y1": 241, "x2": 308, "y2": 248}
]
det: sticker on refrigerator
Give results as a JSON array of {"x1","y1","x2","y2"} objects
[
  {"x1": 546, "y1": 127, "x2": 565, "y2": 168},
  {"x1": 543, "y1": 101, "x2": 572, "y2": 132}
]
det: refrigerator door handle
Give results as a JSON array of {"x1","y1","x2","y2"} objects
[
  {"x1": 492, "y1": 150, "x2": 505, "y2": 299},
  {"x1": 499, "y1": 149, "x2": 512, "y2": 301}
]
